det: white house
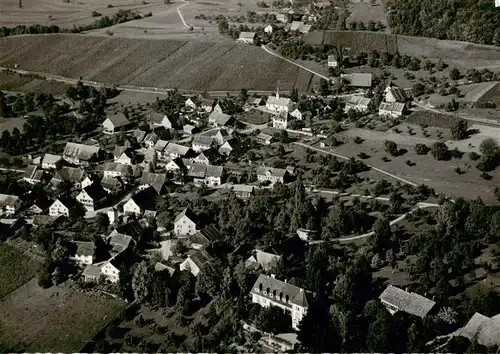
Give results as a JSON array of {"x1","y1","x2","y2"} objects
[
  {"x1": 385, "y1": 84, "x2": 407, "y2": 103},
  {"x1": 179, "y1": 249, "x2": 212, "y2": 277},
  {"x1": 0, "y1": 194, "x2": 21, "y2": 215},
  {"x1": 81, "y1": 174, "x2": 99, "y2": 189},
  {"x1": 290, "y1": 108, "x2": 303, "y2": 120},
  {"x1": 266, "y1": 91, "x2": 293, "y2": 113},
  {"x1": 378, "y1": 102, "x2": 405, "y2": 118},
  {"x1": 174, "y1": 207, "x2": 199, "y2": 236},
  {"x1": 237, "y1": 32, "x2": 257, "y2": 44},
  {"x1": 272, "y1": 111, "x2": 288, "y2": 129},
  {"x1": 41, "y1": 153, "x2": 62, "y2": 170},
  {"x1": 70, "y1": 241, "x2": 95, "y2": 266},
  {"x1": 123, "y1": 186, "x2": 158, "y2": 216},
  {"x1": 264, "y1": 24, "x2": 276, "y2": 34},
  {"x1": 76, "y1": 183, "x2": 107, "y2": 211},
  {"x1": 163, "y1": 143, "x2": 192, "y2": 160},
  {"x1": 101, "y1": 260, "x2": 121, "y2": 283},
  {"x1": 149, "y1": 112, "x2": 173, "y2": 129},
  {"x1": 246, "y1": 249, "x2": 282, "y2": 270},
  {"x1": 102, "y1": 114, "x2": 131, "y2": 134},
  {"x1": 251, "y1": 274, "x2": 310, "y2": 330},
  {"x1": 256, "y1": 166, "x2": 287, "y2": 185},
  {"x1": 276, "y1": 13, "x2": 288, "y2": 23},
  {"x1": 379, "y1": 285, "x2": 436, "y2": 318},
  {"x1": 256, "y1": 133, "x2": 273, "y2": 145},
  {"x1": 205, "y1": 165, "x2": 223, "y2": 187},
  {"x1": 49, "y1": 196, "x2": 77, "y2": 217},
  {"x1": 288, "y1": 21, "x2": 311, "y2": 34},
  {"x1": 344, "y1": 96, "x2": 372, "y2": 113},
  {"x1": 192, "y1": 135, "x2": 216, "y2": 153},
  {"x1": 143, "y1": 133, "x2": 159, "y2": 149},
  {"x1": 328, "y1": 55, "x2": 338, "y2": 68}
]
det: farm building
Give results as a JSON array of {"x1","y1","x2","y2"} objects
[
  {"x1": 344, "y1": 96, "x2": 372, "y2": 112},
  {"x1": 379, "y1": 102, "x2": 405, "y2": 117},
  {"x1": 192, "y1": 135, "x2": 216, "y2": 152},
  {"x1": 288, "y1": 21, "x2": 312, "y2": 34},
  {"x1": 63, "y1": 142, "x2": 103, "y2": 166},
  {"x1": 237, "y1": 32, "x2": 257, "y2": 44},
  {"x1": 340, "y1": 73, "x2": 373, "y2": 88},
  {"x1": 102, "y1": 114, "x2": 132, "y2": 134},
  {"x1": 379, "y1": 285, "x2": 436, "y2": 318},
  {"x1": 41, "y1": 153, "x2": 62, "y2": 170}
]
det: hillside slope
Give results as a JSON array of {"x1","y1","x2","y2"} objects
[{"x1": 0, "y1": 34, "x2": 317, "y2": 92}]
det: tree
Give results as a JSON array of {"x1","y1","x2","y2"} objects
[
  {"x1": 431, "y1": 142, "x2": 449, "y2": 160},
  {"x1": 319, "y1": 78, "x2": 330, "y2": 97},
  {"x1": 479, "y1": 138, "x2": 498, "y2": 158},
  {"x1": 370, "y1": 217, "x2": 392, "y2": 253},
  {"x1": 239, "y1": 88, "x2": 248, "y2": 102},
  {"x1": 290, "y1": 88, "x2": 299, "y2": 102},
  {"x1": 450, "y1": 68, "x2": 461, "y2": 80},
  {"x1": 414, "y1": 143, "x2": 429, "y2": 155},
  {"x1": 384, "y1": 140, "x2": 398, "y2": 156},
  {"x1": 451, "y1": 119, "x2": 468, "y2": 139},
  {"x1": 495, "y1": 187, "x2": 500, "y2": 202},
  {"x1": 132, "y1": 261, "x2": 152, "y2": 303},
  {"x1": 256, "y1": 306, "x2": 292, "y2": 334}
]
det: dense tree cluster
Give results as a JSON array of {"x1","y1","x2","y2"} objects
[
  {"x1": 388, "y1": 0, "x2": 500, "y2": 45},
  {"x1": 0, "y1": 10, "x2": 145, "y2": 38}
]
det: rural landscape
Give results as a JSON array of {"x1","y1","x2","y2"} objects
[{"x1": 1, "y1": 0, "x2": 500, "y2": 352}]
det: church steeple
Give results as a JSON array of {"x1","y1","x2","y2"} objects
[{"x1": 276, "y1": 80, "x2": 280, "y2": 99}]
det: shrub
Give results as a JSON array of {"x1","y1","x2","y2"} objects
[
  {"x1": 353, "y1": 136, "x2": 363, "y2": 144},
  {"x1": 468, "y1": 151, "x2": 480, "y2": 161},
  {"x1": 91, "y1": 11, "x2": 102, "y2": 17},
  {"x1": 414, "y1": 143, "x2": 429, "y2": 155},
  {"x1": 481, "y1": 172, "x2": 492, "y2": 180},
  {"x1": 384, "y1": 140, "x2": 398, "y2": 156}
]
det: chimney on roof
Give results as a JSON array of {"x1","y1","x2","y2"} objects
[{"x1": 270, "y1": 274, "x2": 275, "y2": 279}]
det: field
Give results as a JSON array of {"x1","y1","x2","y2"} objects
[
  {"x1": 0, "y1": 34, "x2": 318, "y2": 92},
  {"x1": 315, "y1": 122, "x2": 500, "y2": 201},
  {"x1": 0, "y1": 0, "x2": 165, "y2": 27},
  {"x1": 304, "y1": 31, "x2": 500, "y2": 69},
  {"x1": 0, "y1": 243, "x2": 41, "y2": 299},
  {"x1": 0, "y1": 281, "x2": 126, "y2": 352},
  {"x1": 346, "y1": 0, "x2": 387, "y2": 28},
  {"x1": 0, "y1": 71, "x2": 69, "y2": 94}
]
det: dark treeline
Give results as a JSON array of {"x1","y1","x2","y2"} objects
[{"x1": 0, "y1": 9, "x2": 146, "y2": 38}]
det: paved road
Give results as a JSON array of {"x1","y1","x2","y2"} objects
[{"x1": 294, "y1": 142, "x2": 418, "y2": 187}]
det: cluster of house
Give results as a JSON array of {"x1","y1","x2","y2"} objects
[{"x1": 344, "y1": 81, "x2": 408, "y2": 117}]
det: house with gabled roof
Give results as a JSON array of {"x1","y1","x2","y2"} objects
[
  {"x1": 187, "y1": 224, "x2": 222, "y2": 249},
  {"x1": 174, "y1": 207, "x2": 199, "y2": 236},
  {"x1": 290, "y1": 108, "x2": 303, "y2": 120},
  {"x1": 266, "y1": 92, "x2": 293, "y2": 113},
  {"x1": 246, "y1": 249, "x2": 282, "y2": 270},
  {"x1": 143, "y1": 133, "x2": 159, "y2": 149},
  {"x1": 63, "y1": 142, "x2": 103, "y2": 166},
  {"x1": 209, "y1": 128, "x2": 232, "y2": 145},
  {"x1": 163, "y1": 142, "x2": 193, "y2": 160},
  {"x1": 107, "y1": 230, "x2": 135, "y2": 256},
  {"x1": 218, "y1": 140, "x2": 234, "y2": 156},
  {"x1": 192, "y1": 135, "x2": 216, "y2": 153},
  {"x1": 208, "y1": 111, "x2": 233, "y2": 127},
  {"x1": 123, "y1": 186, "x2": 158, "y2": 216},
  {"x1": 385, "y1": 83, "x2": 407, "y2": 103},
  {"x1": 288, "y1": 21, "x2": 311, "y2": 34},
  {"x1": 256, "y1": 133, "x2": 273, "y2": 145},
  {"x1": 237, "y1": 31, "x2": 257, "y2": 44},
  {"x1": 76, "y1": 183, "x2": 107, "y2": 211},
  {"x1": 101, "y1": 176, "x2": 124, "y2": 195},
  {"x1": 131, "y1": 129, "x2": 146, "y2": 144},
  {"x1": 344, "y1": 96, "x2": 372, "y2": 113},
  {"x1": 256, "y1": 166, "x2": 288, "y2": 185},
  {"x1": 41, "y1": 153, "x2": 62, "y2": 170},
  {"x1": 378, "y1": 102, "x2": 406, "y2": 118},
  {"x1": 69, "y1": 241, "x2": 95, "y2": 266},
  {"x1": 179, "y1": 249, "x2": 212, "y2": 276},
  {"x1": 192, "y1": 148, "x2": 221, "y2": 166},
  {"x1": 21, "y1": 165, "x2": 45, "y2": 185},
  {"x1": 251, "y1": 274, "x2": 310, "y2": 330},
  {"x1": 185, "y1": 96, "x2": 200, "y2": 110},
  {"x1": 27, "y1": 197, "x2": 52, "y2": 215},
  {"x1": 453, "y1": 312, "x2": 500, "y2": 347},
  {"x1": 183, "y1": 124, "x2": 196, "y2": 135},
  {"x1": 50, "y1": 166, "x2": 85, "y2": 189},
  {"x1": 232, "y1": 184, "x2": 254, "y2": 199},
  {"x1": 81, "y1": 173, "x2": 100, "y2": 189},
  {"x1": 49, "y1": 196, "x2": 78, "y2": 217},
  {"x1": 205, "y1": 165, "x2": 223, "y2": 187},
  {"x1": 139, "y1": 172, "x2": 167, "y2": 194},
  {"x1": 102, "y1": 113, "x2": 132, "y2": 134},
  {"x1": 379, "y1": 285, "x2": 436, "y2": 318},
  {"x1": 149, "y1": 112, "x2": 173, "y2": 129},
  {"x1": 103, "y1": 162, "x2": 132, "y2": 179},
  {"x1": 0, "y1": 194, "x2": 21, "y2": 215},
  {"x1": 272, "y1": 110, "x2": 288, "y2": 129}
]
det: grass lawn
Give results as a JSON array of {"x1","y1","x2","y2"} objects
[
  {"x1": 0, "y1": 243, "x2": 41, "y2": 299},
  {"x1": 0, "y1": 282, "x2": 126, "y2": 352}
]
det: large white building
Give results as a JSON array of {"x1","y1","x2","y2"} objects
[
  {"x1": 174, "y1": 208, "x2": 199, "y2": 236},
  {"x1": 266, "y1": 89, "x2": 293, "y2": 113},
  {"x1": 251, "y1": 274, "x2": 310, "y2": 330}
]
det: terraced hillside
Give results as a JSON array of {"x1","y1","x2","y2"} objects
[{"x1": 0, "y1": 34, "x2": 317, "y2": 92}]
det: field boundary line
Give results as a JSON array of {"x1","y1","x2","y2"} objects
[{"x1": 261, "y1": 45, "x2": 330, "y2": 81}]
